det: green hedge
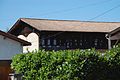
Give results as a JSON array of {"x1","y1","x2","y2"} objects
[{"x1": 11, "y1": 47, "x2": 120, "y2": 80}]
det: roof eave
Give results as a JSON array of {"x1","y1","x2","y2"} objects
[
  {"x1": 8, "y1": 18, "x2": 21, "y2": 33},
  {"x1": 109, "y1": 27, "x2": 120, "y2": 36},
  {"x1": 0, "y1": 30, "x2": 31, "y2": 46}
]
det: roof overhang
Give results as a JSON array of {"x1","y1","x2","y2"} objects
[
  {"x1": 108, "y1": 27, "x2": 120, "y2": 40},
  {"x1": 0, "y1": 30, "x2": 31, "y2": 46}
]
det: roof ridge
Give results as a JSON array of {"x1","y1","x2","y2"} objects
[
  {"x1": 20, "y1": 18, "x2": 80, "y2": 22},
  {"x1": 20, "y1": 18, "x2": 120, "y2": 23}
]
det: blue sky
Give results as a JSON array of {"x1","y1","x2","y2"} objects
[{"x1": 0, "y1": 0, "x2": 120, "y2": 31}]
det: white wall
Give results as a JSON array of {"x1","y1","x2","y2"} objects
[
  {"x1": 0, "y1": 35, "x2": 23, "y2": 60},
  {"x1": 18, "y1": 32, "x2": 39, "y2": 53}
]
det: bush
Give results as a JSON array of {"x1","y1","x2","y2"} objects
[{"x1": 11, "y1": 47, "x2": 120, "y2": 80}]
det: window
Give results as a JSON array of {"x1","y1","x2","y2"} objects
[
  {"x1": 53, "y1": 39, "x2": 56, "y2": 45},
  {"x1": 48, "y1": 39, "x2": 51, "y2": 45},
  {"x1": 94, "y1": 39, "x2": 98, "y2": 47},
  {"x1": 42, "y1": 39, "x2": 45, "y2": 46}
]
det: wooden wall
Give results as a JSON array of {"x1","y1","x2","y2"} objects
[{"x1": 39, "y1": 31, "x2": 108, "y2": 50}]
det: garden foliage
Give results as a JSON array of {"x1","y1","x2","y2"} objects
[{"x1": 11, "y1": 46, "x2": 120, "y2": 80}]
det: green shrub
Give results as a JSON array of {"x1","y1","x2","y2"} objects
[{"x1": 11, "y1": 47, "x2": 120, "y2": 80}]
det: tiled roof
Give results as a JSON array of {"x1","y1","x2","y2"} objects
[{"x1": 9, "y1": 18, "x2": 120, "y2": 33}]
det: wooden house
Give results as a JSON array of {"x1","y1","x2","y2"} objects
[{"x1": 8, "y1": 18, "x2": 120, "y2": 52}]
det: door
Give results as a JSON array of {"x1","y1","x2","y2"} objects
[{"x1": 0, "y1": 60, "x2": 12, "y2": 80}]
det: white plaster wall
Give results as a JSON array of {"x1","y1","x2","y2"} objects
[
  {"x1": 0, "y1": 35, "x2": 23, "y2": 60},
  {"x1": 18, "y1": 32, "x2": 39, "y2": 53},
  {"x1": 18, "y1": 35, "x2": 28, "y2": 53}
]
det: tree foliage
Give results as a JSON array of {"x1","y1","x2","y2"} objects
[{"x1": 11, "y1": 47, "x2": 120, "y2": 80}]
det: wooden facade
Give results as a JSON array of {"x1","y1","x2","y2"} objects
[
  {"x1": 8, "y1": 26, "x2": 112, "y2": 50},
  {"x1": 39, "y1": 31, "x2": 109, "y2": 50},
  {"x1": 9, "y1": 25, "x2": 111, "y2": 50}
]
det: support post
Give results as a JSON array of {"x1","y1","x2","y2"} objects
[
  {"x1": 106, "y1": 34, "x2": 111, "y2": 50},
  {"x1": 108, "y1": 36, "x2": 111, "y2": 50}
]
